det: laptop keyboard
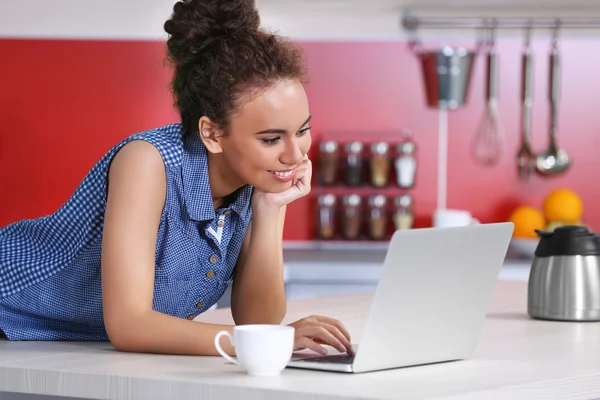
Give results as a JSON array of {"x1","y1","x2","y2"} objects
[{"x1": 294, "y1": 354, "x2": 355, "y2": 364}]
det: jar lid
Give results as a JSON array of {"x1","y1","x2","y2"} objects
[
  {"x1": 397, "y1": 141, "x2": 416, "y2": 155},
  {"x1": 368, "y1": 195, "x2": 387, "y2": 208},
  {"x1": 318, "y1": 194, "x2": 336, "y2": 207},
  {"x1": 535, "y1": 225, "x2": 600, "y2": 257},
  {"x1": 345, "y1": 141, "x2": 364, "y2": 154},
  {"x1": 370, "y1": 142, "x2": 389, "y2": 155},
  {"x1": 320, "y1": 141, "x2": 338, "y2": 153},
  {"x1": 343, "y1": 194, "x2": 362, "y2": 207},
  {"x1": 394, "y1": 194, "x2": 413, "y2": 208}
]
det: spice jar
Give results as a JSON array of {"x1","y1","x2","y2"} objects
[
  {"x1": 393, "y1": 194, "x2": 414, "y2": 230},
  {"x1": 344, "y1": 142, "x2": 364, "y2": 186},
  {"x1": 317, "y1": 194, "x2": 337, "y2": 239},
  {"x1": 368, "y1": 195, "x2": 388, "y2": 240},
  {"x1": 370, "y1": 142, "x2": 391, "y2": 187},
  {"x1": 395, "y1": 130, "x2": 417, "y2": 189},
  {"x1": 318, "y1": 141, "x2": 339, "y2": 186},
  {"x1": 342, "y1": 194, "x2": 362, "y2": 240}
]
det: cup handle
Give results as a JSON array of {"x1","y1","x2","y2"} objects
[{"x1": 214, "y1": 330, "x2": 239, "y2": 365}]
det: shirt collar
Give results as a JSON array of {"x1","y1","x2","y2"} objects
[{"x1": 182, "y1": 133, "x2": 252, "y2": 222}]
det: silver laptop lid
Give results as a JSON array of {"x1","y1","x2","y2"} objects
[{"x1": 352, "y1": 223, "x2": 514, "y2": 373}]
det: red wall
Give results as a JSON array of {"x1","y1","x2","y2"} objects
[{"x1": 1, "y1": 38, "x2": 598, "y2": 240}]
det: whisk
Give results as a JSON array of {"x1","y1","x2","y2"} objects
[{"x1": 472, "y1": 23, "x2": 505, "y2": 167}]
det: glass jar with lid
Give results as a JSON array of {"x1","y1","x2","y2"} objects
[
  {"x1": 344, "y1": 142, "x2": 364, "y2": 186},
  {"x1": 342, "y1": 194, "x2": 362, "y2": 240},
  {"x1": 395, "y1": 130, "x2": 417, "y2": 189},
  {"x1": 318, "y1": 141, "x2": 339, "y2": 186},
  {"x1": 368, "y1": 195, "x2": 388, "y2": 240},
  {"x1": 317, "y1": 194, "x2": 337, "y2": 240},
  {"x1": 370, "y1": 142, "x2": 391, "y2": 187},
  {"x1": 393, "y1": 194, "x2": 414, "y2": 230}
]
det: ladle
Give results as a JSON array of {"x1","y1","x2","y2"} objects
[
  {"x1": 516, "y1": 23, "x2": 536, "y2": 181},
  {"x1": 536, "y1": 21, "x2": 571, "y2": 175}
]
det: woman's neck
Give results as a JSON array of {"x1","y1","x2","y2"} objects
[{"x1": 207, "y1": 152, "x2": 245, "y2": 211}]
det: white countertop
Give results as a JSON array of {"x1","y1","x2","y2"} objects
[{"x1": 2, "y1": 280, "x2": 600, "y2": 400}]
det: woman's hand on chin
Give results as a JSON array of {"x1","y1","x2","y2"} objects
[{"x1": 252, "y1": 155, "x2": 312, "y2": 210}]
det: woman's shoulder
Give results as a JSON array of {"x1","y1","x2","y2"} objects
[{"x1": 113, "y1": 123, "x2": 185, "y2": 169}]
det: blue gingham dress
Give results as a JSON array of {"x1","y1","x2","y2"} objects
[{"x1": 0, "y1": 123, "x2": 253, "y2": 340}]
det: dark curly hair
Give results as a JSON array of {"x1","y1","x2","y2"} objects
[{"x1": 163, "y1": 0, "x2": 308, "y2": 139}]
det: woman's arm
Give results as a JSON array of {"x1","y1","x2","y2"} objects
[
  {"x1": 230, "y1": 204, "x2": 287, "y2": 325},
  {"x1": 228, "y1": 157, "x2": 354, "y2": 355},
  {"x1": 101, "y1": 140, "x2": 234, "y2": 355},
  {"x1": 101, "y1": 145, "x2": 352, "y2": 356}
]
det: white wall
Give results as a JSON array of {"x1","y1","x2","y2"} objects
[
  {"x1": 0, "y1": 0, "x2": 403, "y2": 40},
  {"x1": 0, "y1": 0, "x2": 600, "y2": 40},
  {"x1": 0, "y1": 0, "x2": 180, "y2": 40},
  {"x1": 3, "y1": 0, "x2": 600, "y2": 41}
]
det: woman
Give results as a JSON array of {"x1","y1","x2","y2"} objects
[{"x1": 0, "y1": 0, "x2": 354, "y2": 357}]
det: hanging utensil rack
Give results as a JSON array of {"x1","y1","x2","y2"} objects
[{"x1": 400, "y1": 12, "x2": 600, "y2": 210}]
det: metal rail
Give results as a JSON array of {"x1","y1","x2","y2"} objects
[{"x1": 402, "y1": 12, "x2": 600, "y2": 32}]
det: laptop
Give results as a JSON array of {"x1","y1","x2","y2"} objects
[{"x1": 287, "y1": 222, "x2": 514, "y2": 373}]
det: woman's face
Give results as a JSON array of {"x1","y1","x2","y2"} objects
[{"x1": 211, "y1": 79, "x2": 312, "y2": 193}]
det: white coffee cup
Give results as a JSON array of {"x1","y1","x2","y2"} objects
[
  {"x1": 214, "y1": 325, "x2": 295, "y2": 376},
  {"x1": 433, "y1": 209, "x2": 480, "y2": 228}
]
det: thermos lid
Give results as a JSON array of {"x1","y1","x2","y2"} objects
[{"x1": 535, "y1": 225, "x2": 600, "y2": 257}]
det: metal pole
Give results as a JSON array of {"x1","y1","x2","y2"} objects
[{"x1": 402, "y1": 13, "x2": 600, "y2": 31}]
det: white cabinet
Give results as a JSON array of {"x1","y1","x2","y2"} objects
[
  {"x1": 281, "y1": 246, "x2": 532, "y2": 301},
  {"x1": 286, "y1": 282, "x2": 378, "y2": 301},
  {"x1": 215, "y1": 246, "x2": 532, "y2": 306},
  {"x1": 283, "y1": 265, "x2": 531, "y2": 302}
]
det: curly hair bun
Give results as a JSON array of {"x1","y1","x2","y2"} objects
[
  {"x1": 163, "y1": 0, "x2": 306, "y2": 139},
  {"x1": 164, "y1": 0, "x2": 260, "y2": 66}
]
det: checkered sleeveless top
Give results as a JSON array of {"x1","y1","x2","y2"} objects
[{"x1": 0, "y1": 123, "x2": 253, "y2": 340}]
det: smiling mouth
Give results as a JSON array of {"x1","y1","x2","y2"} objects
[{"x1": 269, "y1": 170, "x2": 295, "y2": 178}]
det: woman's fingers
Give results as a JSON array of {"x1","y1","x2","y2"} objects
[
  {"x1": 299, "y1": 325, "x2": 347, "y2": 354},
  {"x1": 313, "y1": 315, "x2": 351, "y2": 341},
  {"x1": 297, "y1": 336, "x2": 328, "y2": 355},
  {"x1": 316, "y1": 321, "x2": 354, "y2": 355},
  {"x1": 312, "y1": 316, "x2": 353, "y2": 352},
  {"x1": 291, "y1": 158, "x2": 310, "y2": 191},
  {"x1": 307, "y1": 316, "x2": 354, "y2": 355},
  {"x1": 289, "y1": 314, "x2": 354, "y2": 356}
]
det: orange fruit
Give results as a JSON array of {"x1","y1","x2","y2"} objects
[
  {"x1": 508, "y1": 206, "x2": 546, "y2": 238},
  {"x1": 543, "y1": 188, "x2": 583, "y2": 224}
]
